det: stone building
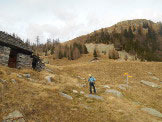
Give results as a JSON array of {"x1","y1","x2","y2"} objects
[{"x1": 0, "y1": 31, "x2": 43, "y2": 69}]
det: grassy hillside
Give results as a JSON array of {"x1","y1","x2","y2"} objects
[
  {"x1": 65, "y1": 19, "x2": 162, "y2": 61},
  {"x1": 1, "y1": 54, "x2": 162, "y2": 121}
]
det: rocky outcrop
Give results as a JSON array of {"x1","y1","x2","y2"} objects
[
  {"x1": 140, "y1": 80, "x2": 161, "y2": 88},
  {"x1": 141, "y1": 108, "x2": 162, "y2": 118},
  {"x1": 105, "y1": 89, "x2": 123, "y2": 98}
]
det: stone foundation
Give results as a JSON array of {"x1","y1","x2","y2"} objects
[
  {"x1": 0, "y1": 45, "x2": 11, "y2": 66},
  {"x1": 16, "y1": 53, "x2": 33, "y2": 68}
]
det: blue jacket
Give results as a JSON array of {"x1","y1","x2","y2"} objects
[{"x1": 88, "y1": 77, "x2": 96, "y2": 83}]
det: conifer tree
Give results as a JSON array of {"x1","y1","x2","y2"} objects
[
  {"x1": 83, "y1": 45, "x2": 88, "y2": 54},
  {"x1": 159, "y1": 24, "x2": 162, "y2": 35},
  {"x1": 51, "y1": 47, "x2": 54, "y2": 55},
  {"x1": 93, "y1": 49, "x2": 98, "y2": 58}
]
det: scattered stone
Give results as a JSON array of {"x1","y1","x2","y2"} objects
[
  {"x1": 85, "y1": 94, "x2": 104, "y2": 101},
  {"x1": 115, "y1": 109, "x2": 125, "y2": 113},
  {"x1": 71, "y1": 108, "x2": 78, "y2": 111},
  {"x1": 17, "y1": 74, "x2": 22, "y2": 78},
  {"x1": 89, "y1": 57, "x2": 99, "y2": 62},
  {"x1": 77, "y1": 76, "x2": 86, "y2": 80},
  {"x1": 103, "y1": 85, "x2": 110, "y2": 89},
  {"x1": 72, "y1": 90, "x2": 78, "y2": 93},
  {"x1": 59, "y1": 92, "x2": 73, "y2": 100},
  {"x1": 108, "y1": 96, "x2": 115, "y2": 100},
  {"x1": 23, "y1": 74, "x2": 30, "y2": 78},
  {"x1": 28, "y1": 78, "x2": 35, "y2": 82},
  {"x1": 80, "y1": 104, "x2": 93, "y2": 110},
  {"x1": 132, "y1": 101, "x2": 141, "y2": 105},
  {"x1": 80, "y1": 91, "x2": 85, "y2": 94},
  {"x1": 43, "y1": 59, "x2": 49, "y2": 64},
  {"x1": 3, "y1": 110, "x2": 25, "y2": 122},
  {"x1": 118, "y1": 84, "x2": 130, "y2": 90},
  {"x1": 11, "y1": 79, "x2": 16, "y2": 83},
  {"x1": 105, "y1": 89, "x2": 123, "y2": 98},
  {"x1": 151, "y1": 76, "x2": 160, "y2": 81},
  {"x1": 160, "y1": 81, "x2": 162, "y2": 84},
  {"x1": 147, "y1": 72, "x2": 153, "y2": 75},
  {"x1": 118, "y1": 85, "x2": 126, "y2": 90},
  {"x1": 141, "y1": 107, "x2": 162, "y2": 118},
  {"x1": 45, "y1": 76, "x2": 54, "y2": 82},
  {"x1": 46, "y1": 68, "x2": 54, "y2": 73},
  {"x1": 140, "y1": 80, "x2": 161, "y2": 88},
  {"x1": 80, "y1": 84, "x2": 86, "y2": 87},
  {"x1": 0, "y1": 79, "x2": 6, "y2": 83},
  {"x1": 77, "y1": 76, "x2": 81, "y2": 79}
]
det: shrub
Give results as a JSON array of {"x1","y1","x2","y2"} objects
[
  {"x1": 124, "y1": 55, "x2": 128, "y2": 61},
  {"x1": 108, "y1": 49, "x2": 119, "y2": 59},
  {"x1": 93, "y1": 49, "x2": 98, "y2": 58}
]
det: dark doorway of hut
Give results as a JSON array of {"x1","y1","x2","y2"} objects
[{"x1": 8, "y1": 49, "x2": 18, "y2": 68}]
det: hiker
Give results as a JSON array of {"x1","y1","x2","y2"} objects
[{"x1": 88, "y1": 74, "x2": 96, "y2": 94}]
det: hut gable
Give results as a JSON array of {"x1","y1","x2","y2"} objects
[
  {"x1": 0, "y1": 31, "x2": 44, "y2": 70},
  {"x1": 0, "y1": 31, "x2": 33, "y2": 68}
]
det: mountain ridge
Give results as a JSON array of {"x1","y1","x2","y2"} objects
[{"x1": 65, "y1": 19, "x2": 162, "y2": 61}]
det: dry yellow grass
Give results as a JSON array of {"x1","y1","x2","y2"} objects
[{"x1": 0, "y1": 54, "x2": 162, "y2": 122}]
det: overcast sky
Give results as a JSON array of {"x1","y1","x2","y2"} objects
[{"x1": 0, "y1": 0, "x2": 162, "y2": 43}]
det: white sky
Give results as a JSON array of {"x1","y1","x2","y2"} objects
[{"x1": 0, "y1": 0, "x2": 162, "y2": 43}]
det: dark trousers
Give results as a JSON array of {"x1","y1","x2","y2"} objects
[{"x1": 89, "y1": 82, "x2": 96, "y2": 94}]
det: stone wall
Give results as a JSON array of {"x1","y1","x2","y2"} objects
[
  {"x1": 0, "y1": 45, "x2": 10, "y2": 66},
  {"x1": 16, "y1": 53, "x2": 33, "y2": 68}
]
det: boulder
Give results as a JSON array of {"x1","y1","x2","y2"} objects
[
  {"x1": 28, "y1": 78, "x2": 35, "y2": 82},
  {"x1": 103, "y1": 85, "x2": 110, "y2": 89},
  {"x1": 151, "y1": 76, "x2": 160, "y2": 81},
  {"x1": 147, "y1": 72, "x2": 153, "y2": 75},
  {"x1": 3, "y1": 110, "x2": 25, "y2": 122},
  {"x1": 80, "y1": 104, "x2": 93, "y2": 110},
  {"x1": 118, "y1": 85, "x2": 126, "y2": 90},
  {"x1": 45, "y1": 76, "x2": 54, "y2": 82},
  {"x1": 72, "y1": 90, "x2": 78, "y2": 93},
  {"x1": 17, "y1": 74, "x2": 22, "y2": 78},
  {"x1": 80, "y1": 91, "x2": 85, "y2": 94},
  {"x1": 43, "y1": 59, "x2": 49, "y2": 64},
  {"x1": 0, "y1": 79, "x2": 6, "y2": 83},
  {"x1": 77, "y1": 76, "x2": 86, "y2": 80},
  {"x1": 23, "y1": 74, "x2": 30, "y2": 78},
  {"x1": 85, "y1": 94, "x2": 104, "y2": 101},
  {"x1": 80, "y1": 84, "x2": 86, "y2": 87},
  {"x1": 140, "y1": 80, "x2": 161, "y2": 88},
  {"x1": 46, "y1": 68, "x2": 54, "y2": 73},
  {"x1": 11, "y1": 79, "x2": 16, "y2": 83},
  {"x1": 132, "y1": 101, "x2": 141, "y2": 105},
  {"x1": 59, "y1": 92, "x2": 73, "y2": 100},
  {"x1": 118, "y1": 84, "x2": 130, "y2": 90},
  {"x1": 105, "y1": 89, "x2": 123, "y2": 98},
  {"x1": 141, "y1": 107, "x2": 162, "y2": 118}
]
